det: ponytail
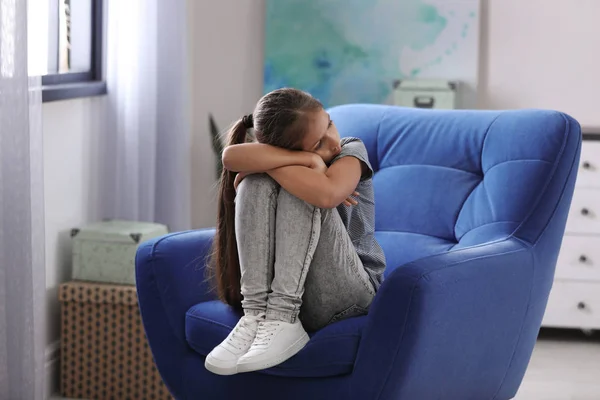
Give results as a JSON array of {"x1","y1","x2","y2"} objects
[{"x1": 209, "y1": 119, "x2": 248, "y2": 309}]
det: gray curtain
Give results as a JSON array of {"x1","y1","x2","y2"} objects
[
  {"x1": 0, "y1": 0, "x2": 46, "y2": 398},
  {"x1": 102, "y1": 0, "x2": 191, "y2": 232}
]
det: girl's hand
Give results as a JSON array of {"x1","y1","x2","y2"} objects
[
  {"x1": 234, "y1": 172, "x2": 250, "y2": 191},
  {"x1": 308, "y1": 154, "x2": 359, "y2": 207},
  {"x1": 343, "y1": 191, "x2": 360, "y2": 207}
]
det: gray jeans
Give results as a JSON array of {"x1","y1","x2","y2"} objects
[{"x1": 235, "y1": 174, "x2": 375, "y2": 332}]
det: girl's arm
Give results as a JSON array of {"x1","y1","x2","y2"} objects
[
  {"x1": 267, "y1": 157, "x2": 363, "y2": 209},
  {"x1": 222, "y1": 143, "x2": 318, "y2": 173}
]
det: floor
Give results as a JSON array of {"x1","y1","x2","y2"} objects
[
  {"x1": 514, "y1": 329, "x2": 600, "y2": 400},
  {"x1": 51, "y1": 329, "x2": 600, "y2": 400}
]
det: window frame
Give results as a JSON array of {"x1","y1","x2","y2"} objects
[{"x1": 41, "y1": 0, "x2": 106, "y2": 102}]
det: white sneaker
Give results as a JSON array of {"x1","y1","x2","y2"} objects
[
  {"x1": 204, "y1": 315, "x2": 262, "y2": 375},
  {"x1": 236, "y1": 319, "x2": 310, "y2": 373}
]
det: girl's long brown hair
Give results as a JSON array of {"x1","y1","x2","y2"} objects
[{"x1": 209, "y1": 88, "x2": 322, "y2": 309}]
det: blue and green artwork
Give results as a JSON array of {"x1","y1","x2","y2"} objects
[{"x1": 265, "y1": 0, "x2": 480, "y2": 108}]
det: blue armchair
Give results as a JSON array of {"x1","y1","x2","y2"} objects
[{"x1": 136, "y1": 105, "x2": 581, "y2": 400}]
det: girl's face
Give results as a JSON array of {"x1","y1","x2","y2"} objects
[{"x1": 301, "y1": 109, "x2": 341, "y2": 164}]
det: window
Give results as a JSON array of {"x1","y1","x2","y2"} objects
[{"x1": 29, "y1": 0, "x2": 106, "y2": 102}]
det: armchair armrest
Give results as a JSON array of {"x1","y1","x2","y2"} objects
[
  {"x1": 136, "y1": 228, "x2": 217, "y2": 342},
  {"x1": 352, "y1": 238, "x2": 535, "y2": 400},
  {"x1": 135, "y1": 228, "x2": 216, "y2": 397}
]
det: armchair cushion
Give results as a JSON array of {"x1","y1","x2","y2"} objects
[
  {"x1": 185, "y1": 300, "x2": 367, "y2": 378},
  {"x1": 375, "y1": 231, "x2": 454, "y2": 277}
]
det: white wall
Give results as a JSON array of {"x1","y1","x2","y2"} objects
[
  {"x1": 43, "y1": 97, "x2": 105, "y2": 395},
  {"x1": 479, "y1": 0, "x2": 600, "y2": 128},
  {"x1": 188, "y1": 0, "x2": 266, "y2": 228}
]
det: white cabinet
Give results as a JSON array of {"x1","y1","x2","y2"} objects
[
  {"x1": 555, "y1": 236, "x2": 600, "y2": 281},
  {"x1": 574, "y1": 141, "x2": 600, "y2": 188},
  {"x1": 566, "y1": 189, "x2": 600, "y2": 234},
  {"x1": 543, "y1": 137, "x2": 600, "y2": 330},
  {"x1": 543, "y1": 281, "x2": 600, "y2": 329}
]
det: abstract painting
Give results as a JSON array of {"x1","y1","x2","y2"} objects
[{"x1": 264, "y1": 0, "x2": 480, "y2": 108}]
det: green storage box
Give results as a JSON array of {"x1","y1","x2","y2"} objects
[
  {"x1": 71, "y1": 220, "x2": 168, "y2": 285},
  {"x1": 393, "y1": 79, "x2": 458, "y2": 110}
]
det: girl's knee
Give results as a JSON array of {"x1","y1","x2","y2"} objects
[
  {"x1": 277, "y1": 188, "x2": 317, "y2": 210},
  {"x1": 237, "y1": 174, "x2": 279, "y2": 200}
]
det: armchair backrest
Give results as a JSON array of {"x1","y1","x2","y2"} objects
[{"x1": 329, "y1": 105, "x2": 581, "y2": 274}]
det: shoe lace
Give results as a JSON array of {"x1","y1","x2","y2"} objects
[
  {"x1": 228, "y1": 318, "x2": 258, "y2": 350},
  {"x1": 252, "y1": 321, "x2": 281, "y2": 348}
]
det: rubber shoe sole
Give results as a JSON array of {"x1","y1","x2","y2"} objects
[
  {"x1": 205, "y1": 354, "x2": 239, "y2": 376},
  {"x1": 236, "y1": 332, "x2": 310, "y2": 373}
]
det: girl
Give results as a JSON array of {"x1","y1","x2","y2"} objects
[{"x1": 205, "y1": 88, "x2": 386, "y2": 375}]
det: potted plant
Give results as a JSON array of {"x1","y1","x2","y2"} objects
[{"x1": 209, "y1": 113, "x2": 224, "y2": 179}]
